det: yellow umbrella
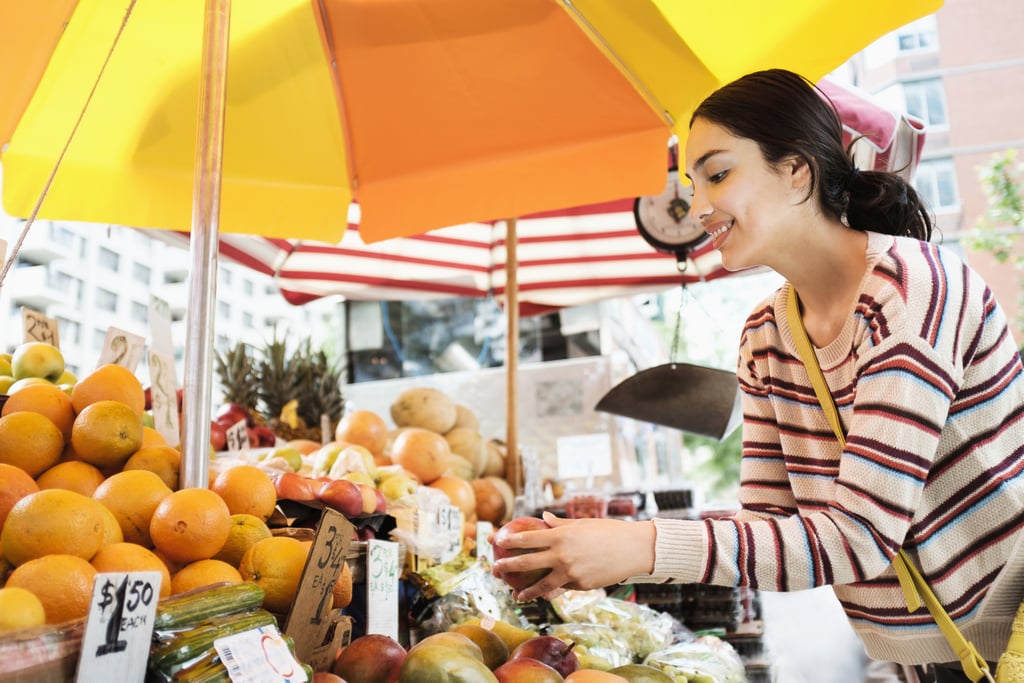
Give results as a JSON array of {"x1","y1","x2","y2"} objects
[{"x1": 0, "y1": 0, "x2": 942, "y2": 487}]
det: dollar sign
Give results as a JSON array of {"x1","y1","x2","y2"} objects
[{"x1": 98, "y1": 580, "x2": 116, "y2": 611}]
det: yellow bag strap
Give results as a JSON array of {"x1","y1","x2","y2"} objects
[{"x1": 786, "y1": 286, "x2": 993, "y2": 682}]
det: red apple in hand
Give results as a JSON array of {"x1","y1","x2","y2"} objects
[{"x1": 493, "y1": 516, "x2": 551, "y2": 591}]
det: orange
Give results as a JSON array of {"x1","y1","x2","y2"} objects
[
  {"x1": 1, "y1": 489, "x2": 106, "y2": 565},
  {"x1": 0, "y1": 462, "x2": 40, "y2": 528},
  {"x1": 35, "y1": 460, "x2": 106, "y2": 497},
  {"x1": 93, "y1": 470, "x2": 173, "y2": 547},
  {"x1": 149, "y1": 487, "x2": 232, "y2": 564},
  {"x1": 1, "y1": 383, "x2": 75, "y2": 442},
  {"x1": 210, "y1": 465, "x2": 277, "y2": 521},
  {"x1": 96, "y1": 502, "x2": 125, "y2": 545},
  {"x1": 390, "y1": 428, "x2": 451, "y2": 485},
  {"x1": 334, "y1": 410, "x2": 389, "y2": 456},
  {"x1": 70, "y1": 363, "x2": 146, "y2": 417},
  {"x1": 286, "y1": 439, "x2": 322, "y2": 455},
  {"x1": 213, "y1": 513, "x2": 273, "y2": 568},
  {"x1": 0, "y1": 411, "x2": 64, "y2": 477},
  {"x1": 152, "y1": 547, "x2": 186, "y2": 577},
  {"x1": 141, "y1": 426, "x2": 169, "y2": 448},
  {"x1": 70, "y1": 400, "x2": 144, "y2": 469},
  {"x1": 0, "y1": 586, "x2": 47, "y2": 632},
  {"x1": 6, "y1": 554, "x2": 97, "y2": 624},
  {"x1": 429, "y1": 475, "x2": 477, "y2": 519},
  {"x1": 170, "y1": 559, "x2": 243, "y2": 595},
  {"x1": 90, "y1": 542, "x2": 172, "y2": 599},
  {"x1": 123, "y1": 445, "x2": 181, "y2": 491},
  {"x1": 239, "y1": 536, "x2": 309, "y2": 614}
]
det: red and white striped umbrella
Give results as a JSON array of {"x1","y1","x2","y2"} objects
[
  {"x1": 156, "y1": 198, "x2": 731, "y2": 315},
  {"x1": 154, "y1": 77, "x2": 925, "y2": 314}
]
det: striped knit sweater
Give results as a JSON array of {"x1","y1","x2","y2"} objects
[{"x1": 631, "y1": 232, "x2": 1024, "y2": 665}]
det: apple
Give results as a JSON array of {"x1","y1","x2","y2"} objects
[
  {"x1": 274, "y1": 472, "x2": 318, "y2": 502},
  {"x1": 210, "y1": 421, "x2": 228, "y2": 452},
  {"x1": 493, "y1": 517, "x2": 552, "y2": 591},
  {"x1": 252, "y1": 425, "x2": 278, "y2": 448},
  {"x1": 143, "y1": 385, "x2": 153, "y2": 410},
  {"x1": 312, "y1": 673, "x2": 345, "y2": 683},
  {"x1": 317, "y1": 479, "x2": 365, "y2": 517},
  {"x1": 11, "y1": 342, "x2": 64, "y2": 382},
  {"x1": 378, "y1": 473, "x2": 417, "y2": 502},
  {"x1": 355, "y1": 483, "x2": 378, "y2": 515},
  {"x1": 508, "y1": 636, "x2": 579, "y2": 678},
  {"x1": 332, "y1": 633, "x2": 406, "y2": 683},
  {"x1": 494, "y1": 658, "x2": 564, "y2": 683},
  {"x1": 373, "y1": 488, "x2": 388, "y2": 514},
  {"x1": 215, "y1": 402, "x2": 253, "y2": 428}
]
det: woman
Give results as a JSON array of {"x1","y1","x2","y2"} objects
[{"x1": 492, "y1": 69, "x2": 1024, "y2": 681}]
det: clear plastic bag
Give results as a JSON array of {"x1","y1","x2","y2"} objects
[{"x1": 642, "y1": 635, "x2": 748, "y2": 683}]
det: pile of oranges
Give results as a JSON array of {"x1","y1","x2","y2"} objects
[{"x1": 0, "y1": 343, "x2": 340, "y2": 633}]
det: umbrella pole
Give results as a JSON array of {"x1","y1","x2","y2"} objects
[
  {"x1": 504, "y1": 218, "x2": 521, "y2": 495},
  {"x1": 181, "y1": 0, "x2": 231, "y2": 489}
]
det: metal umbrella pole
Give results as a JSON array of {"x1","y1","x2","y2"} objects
[{"x1": 181, "y1": 0, "x2": 230, "y2": 489}]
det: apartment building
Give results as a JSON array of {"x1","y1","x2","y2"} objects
[{"x1": 843, "y1": 0, "x2": 1024, "y2": 332}]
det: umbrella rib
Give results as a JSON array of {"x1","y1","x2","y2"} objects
[
  {"x1": 559, "y1": 0, "x2": 674, "y2": 127},
  {"x1": 0, "y1": 0, "x2": 140, "y2": 292}
]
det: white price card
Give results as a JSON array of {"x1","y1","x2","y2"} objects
[
  {"x1": 225, "y1": 419, "x2": 250, "y2": 452},
  {"x1": 214, "y1": 623, "x2": 307, "y2": 683},
  {"x1": 476, "y1": 521, "x2": 494, "y2": 564},
  {"x1": 366, "y1": 539, "x2": 400, "y2": 640},
  {"x1": 97, "y1": 327, "x2": 145, "y2": 372},
  {"x1": 147, "y1": 350, "x2": 180, "y2": 447},
  {"x1": 431, "y1": 504, "x2": 463, "y2": 564},
  {"x1": 21, "y1": 307, "x2": 59, "y2": 347},
  {"x1": 148, "y1": 295, "x2": 174, "y2": 356},
  {"x1": 556, "y1": 433, "x2": 613, "y2": 480},
  {"x1": 76, "y1": 571, "x2": 161, "y2": 683}
]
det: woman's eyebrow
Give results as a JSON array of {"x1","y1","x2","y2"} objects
[{"x1": 685, "y1": 149, "x2": 725, "y2": 181}]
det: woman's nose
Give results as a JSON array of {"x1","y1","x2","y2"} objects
[{"x1": 689, "y1": 186, "x2": 712, "y2": 224}]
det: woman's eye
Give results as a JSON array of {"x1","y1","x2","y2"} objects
[{"x1": 709, "y1": 169, "x2": 728, "y2": 183}]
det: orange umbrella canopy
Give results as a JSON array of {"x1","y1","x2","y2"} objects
[{"x1": 1, "y1": 0, "x2": 942, "y2": 244}]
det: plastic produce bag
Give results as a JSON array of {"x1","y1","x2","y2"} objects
[
  {"x1": 413, "y1": 557, "x2": 529, "y2": 634},
  {"x1": 547, "y1": 622, "x2": 634, "y2": 669},
  {"x1": 643, "y1": 636, "x2": 747, "y2": 683},
  {"x1": 551, "y1": 590, "x2": 681, "y2": 658}
]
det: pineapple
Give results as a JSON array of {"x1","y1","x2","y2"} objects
[
  {"x1": 288, "y1": 341, "x2": 345, "y2": 442},
  {"x1": 214, "y1": 341, "x2": 260, "y2": 414},
  {"x1": 257, "y1": 331, "x2": 298, "y2": 427}
]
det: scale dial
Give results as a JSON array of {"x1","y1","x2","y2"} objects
[{"x1": 633, "y1": 169, "x2": 708, "y2": 257}]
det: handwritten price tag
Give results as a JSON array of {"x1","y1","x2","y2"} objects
[
  {"x1": 148, "y1": 295, "x2": 173, "y2": 357},
  {"x1": 214, "y1": 623, "x2": 307, "y2": 683},
  {"x1": 285, "y1": 507, "x2": 355, "y2": 666},
  {"x1": 366, "y1": 539, "x2": 400, "y2": 640},
  {"x1": 476, "y1": 521, "x2": 494, "y2": 564},
  {"x1": 97, "y1": 327, "x2": 145, "y2": 372},
  {"x1": 433, "y1": 504, "x2": 463, "y2": 563},
  {"x1": 76, "y1": 571, "x2": 160, "y2": 682},
  {"x1": 147, "y1": 350, "x2": 180, "y2": 447},
  {"x1": 21, "y1": 307, "x2": 59, "y2": 347},
  {"x1": 225, "y1": 419, "x2": 250, "y2": 452}
]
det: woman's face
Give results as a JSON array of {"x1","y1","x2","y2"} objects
[{"x1": 684, "y1": 117, "x2": 805, "y2": 272}]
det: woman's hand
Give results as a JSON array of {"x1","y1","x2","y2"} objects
[{"x1": 491, "y1": 511, "x2": 656, "y2": 602}]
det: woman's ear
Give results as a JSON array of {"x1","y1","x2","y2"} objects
[{"x1": 787, "y1": 155, "x2": 812, "y2": 191}]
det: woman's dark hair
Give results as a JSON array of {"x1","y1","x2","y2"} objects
[{"x1": 690, "y1": 69, "x2": 932, "y2": 241}]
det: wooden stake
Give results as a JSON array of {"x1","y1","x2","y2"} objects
[{"x1": 504, "y1": 218, "x2": 521, "y2": 495}]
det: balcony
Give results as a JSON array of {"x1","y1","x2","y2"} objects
[
  {"x1": 15, "y1": 222, "x2": 66, "y2": 265},
  {"x1": 7, "y1": 265, "x2": 64, "y2": 310}
]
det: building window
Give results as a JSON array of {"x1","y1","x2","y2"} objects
[
  {"x1": 57, "y1": 317, "x2": 81, "y2": 345},
  {"x1": 93, "y1": 328, "x2": 107, "y2": 351},
  {"x1": 131, "y1": 301, "x2": 148, "y2": 324},
  {"x1": 98, "y1": 247, "x2": 120, "y2": 272},
  {"x1": 903, "y1": 79, "x2": 947, "y2": 128},
  {"x1": 218, "y1": 301, "x2": 231, "y2": 319},
  {"x1": 243, "y1": 312, "x2": 254, "y2": 328},
  {"x1": 896, "y1": 16, "x2": 938, "y2": 53},
  {"x1": 915, "y1": 159, "x2": 959, "y2": 212},
  {"x1": 133, "y1": 262, "x2": 151, "y2": 285},
  {"x1": 96, "y1": 288, "x2": 118, "y2": 312},
  {"x1": 243, "y1": 279, "x2": 254, "y2": 296}
]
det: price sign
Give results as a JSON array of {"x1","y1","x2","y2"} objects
[
  {"x1": 214, "y1": 623, "x2": 307, "y2": 683},
  {"x1": 147, "y1": 350, "x2": 180, "y2": 447},
  {"x1": 97, "y1": 327, "x2": 145, "y2": 372},
  {"x1": 476, "y1": 521, "x2": 494, "y2": 564},
  {"x1": 285, "y1": 507, "x2": 355, "y2": 666},
  {"x1": 366, "y1": 539, "x2": 400, "y2": 640},
  {"x1": 225, "y1": 419, "x2": 250, "y2": 452},
  {"x1": 147, "y1": 295, "x2": 173, "y2": 356},
  {"x1": 21, "y1": 307, "x2": 59, "y2": 347},
  {"x1": 76, "y1": 571, "x2": 160, "y2": 683},
  {"x1": 433, "y1": 504, "x2": 463, "y2": 564}
]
